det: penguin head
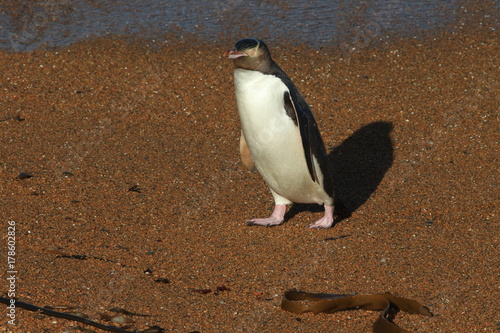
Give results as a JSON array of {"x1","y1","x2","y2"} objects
[{"x1": 224, "y1": 38, "x2": 272, "y2": 71}]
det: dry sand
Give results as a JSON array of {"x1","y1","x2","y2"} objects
[{"x1": 0, "y1": 22, "x2": 498, "y2": 333}]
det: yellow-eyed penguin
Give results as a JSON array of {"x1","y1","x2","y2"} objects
[{"x1": 224, "y1": 38, "x2": 347, "y2": 228}]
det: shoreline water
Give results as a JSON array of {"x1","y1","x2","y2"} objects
[{"x1": 1, "y1": 0, "x2": 498, "y2": 52}]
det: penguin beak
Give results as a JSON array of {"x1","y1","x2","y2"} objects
[{"x1": 224, "y1": 49, "x2": 248, "y2": 59}]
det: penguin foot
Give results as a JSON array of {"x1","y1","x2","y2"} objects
[
  {"x1": 307, "y1": 205, "x2": 334, "y2": 229},
  {"x1": 246, "y1": 204, "x2": 286, "y2": 227}
]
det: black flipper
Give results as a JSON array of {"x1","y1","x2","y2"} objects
[{"x1": 283, "y1": 91, "x2": 317, "y2": 183}]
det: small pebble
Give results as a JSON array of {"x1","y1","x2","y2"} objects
[
  {"x1": 16, "y1": 172, "x2": 33, "y2": 180},
  {"x1": 142, "y1": 326, "x2": 164, "y2": 333},
  {"x1": 154, "y1": 278, "x2": 170, "y2": 284},
  {"x1": 111, "y1": 314, "x2": 133, "y2": 324},
  {"x1": 191, "y1": 289, "x2": 212, "y2": 294}
]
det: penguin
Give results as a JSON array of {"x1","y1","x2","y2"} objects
[{"x1": 224, "y1": 38, "x2": 348, "y2": 228}]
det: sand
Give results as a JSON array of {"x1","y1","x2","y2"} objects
[{"x1": 0, "y1": 22, "x2": 498, "y2": 332}]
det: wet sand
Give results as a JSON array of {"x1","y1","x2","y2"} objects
[{"x1": 0, "y1": 24, "x2": 498, "y2": 332}]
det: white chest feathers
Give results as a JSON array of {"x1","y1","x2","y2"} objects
[{"x1": 233, "y1": 69, "x2": 296, "y2": 149}]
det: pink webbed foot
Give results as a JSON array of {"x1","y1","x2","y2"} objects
[
  {"x1": 246, "y1": 204, "x2": 287, "y2": 227},
  {"x1": 308, "y1": 205, "x2": 335, "y2": 229}
]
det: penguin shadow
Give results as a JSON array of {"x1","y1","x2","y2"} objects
[{"x1": 285, "y1": 121, "x2": 394, "y2": 225}]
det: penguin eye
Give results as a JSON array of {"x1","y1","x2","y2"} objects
[
  {"x1": 247, "y1": 45, "x2": 261, "y2": 57},
  {"x1": 246, "y1": 48, "x2": 257, "y2": 57}
]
